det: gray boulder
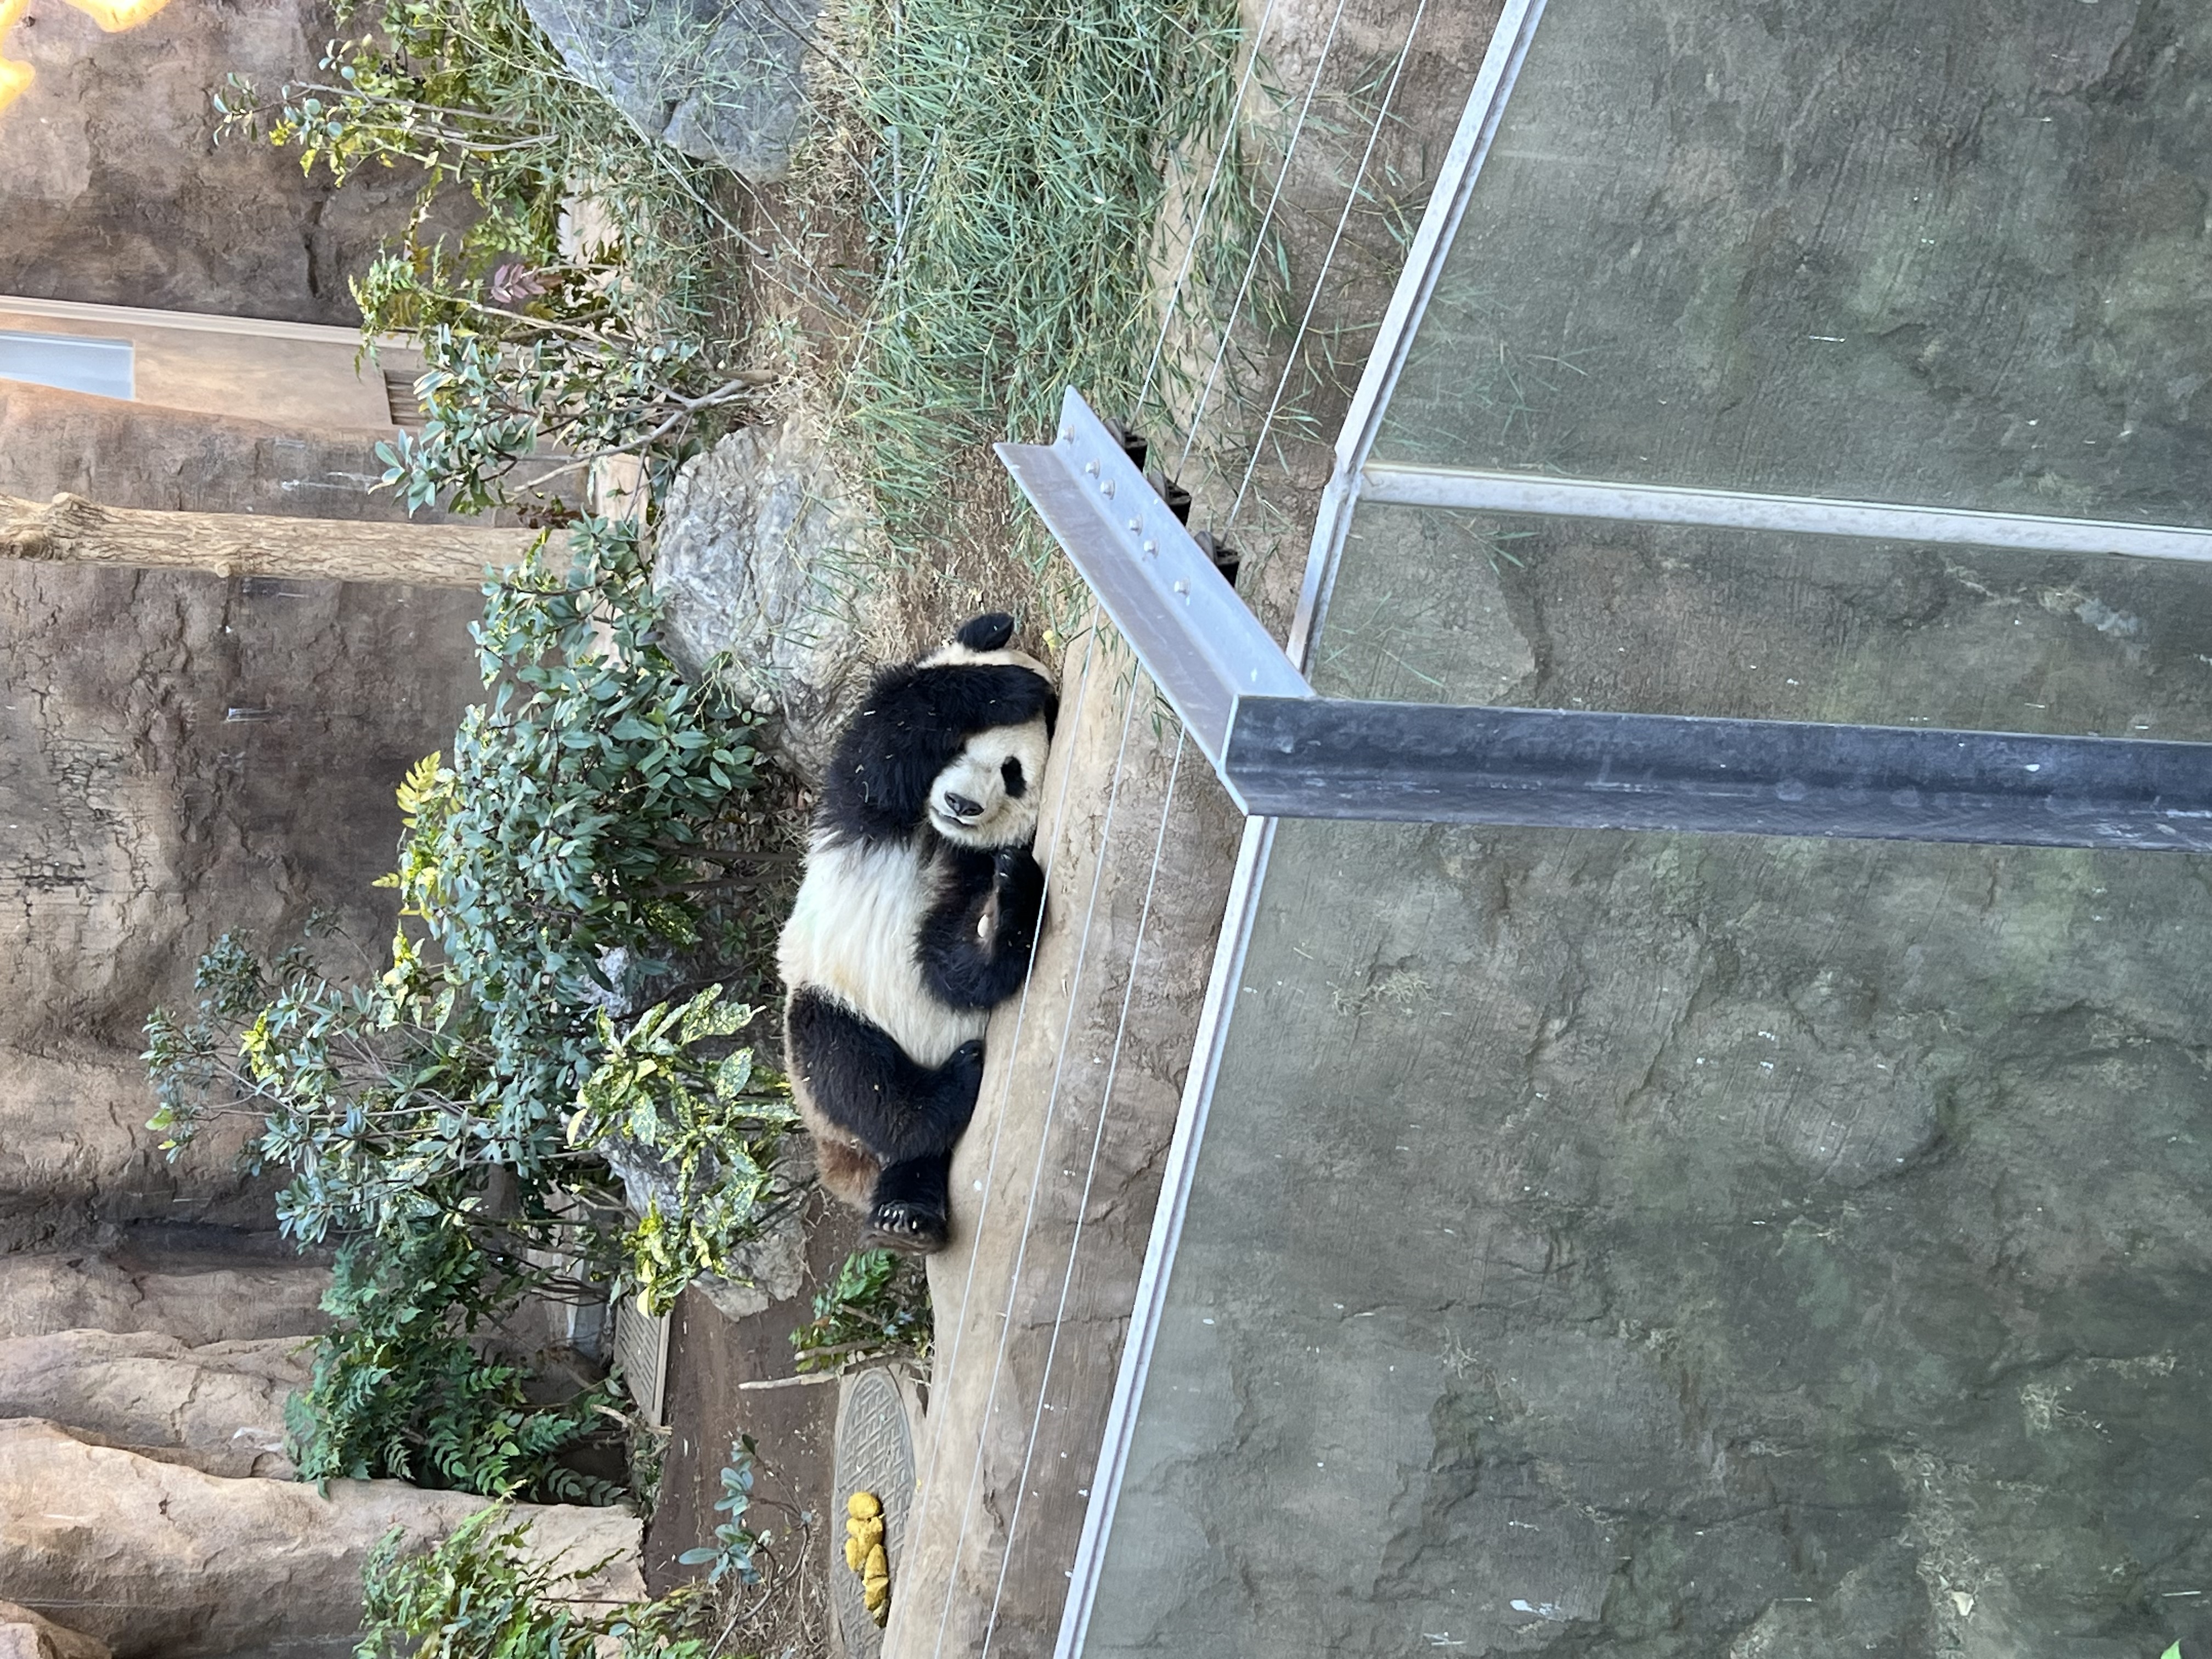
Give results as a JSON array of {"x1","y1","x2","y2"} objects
[
  {"x1": 0, "y1": 1602, "x2": 109, "y2": 1659},
  {"x1": 651, "y1": 421, "x2": 889, "y2": 778},
  {"x1": 0, "y1": 1419, "x2": 642, "y2": 1659},
  {"x1": 522, "y1": 0, "x2": 822, "y2": 181},
  {"x1": 0, "y1": 1249, "x2": 329, "y2": 1345},
  {"x1": 0, "y1": 1330, "x2": 308, "y2": 1479}
]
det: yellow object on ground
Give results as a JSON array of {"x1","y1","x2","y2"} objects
[{"x1": 844, "y1": 1491, "x2": 892, "y2": 1628}]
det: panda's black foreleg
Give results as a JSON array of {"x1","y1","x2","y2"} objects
[
  {"x1": 918, "y1": 844, "x2": 1047, "y2": 1009},
  {"x1": 786, "y1": 988, "x2": 985, "y2": 1164}
]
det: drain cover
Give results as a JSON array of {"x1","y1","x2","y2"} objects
[{"x1": 829, "y1": 1367, "x2": 919, "y2": 1658}]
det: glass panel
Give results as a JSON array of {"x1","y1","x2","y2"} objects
[
  {"x1": 1079, "y1": 815, "x2": 2212, "y2": 1657},
  {"x1": 1313, "y1": 501, "x2": 2212, "y2": 739},
  {"x1": 1373, "y1": 0, "x2": 2212, "y2": 527},
  {"x1": 0, "y1": 329, "x2": 133, "y2": 400}
]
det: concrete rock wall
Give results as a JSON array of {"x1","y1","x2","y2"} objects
[
  {"x1": 0, "y1": 1330, "x2": 309, "y2": 1479},
  {"x1": 0, "y1": 551, "x2": 486, "y2": 1255},
  {"x1": 0, "y1": 0, "x2": 430, "y2": 324},
  {"x1": 0, "y1": 1248, "x2": 331, "y2": 1346}
]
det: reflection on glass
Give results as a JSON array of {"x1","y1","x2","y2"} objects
[
  {"x1": 1071, "y1": 4, "x2": 2212, "y2": 1651},
  {"x1": 1374, "y1": 0, "x2": 2212, "y2": 527},
  {"x1": 1313, "y1": 503, "x2": 2212, "y2": 741},
  {"x1": 1079, "y1": 810, "x2": 2212, "y2": 1656}
]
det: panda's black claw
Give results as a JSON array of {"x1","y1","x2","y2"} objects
[
  {"x1": 956, "y1": 613, "x2": 1017, "y2": 653},
  {"x1": 866, "y1": 1200, "x2": 950, "y2": 1255}
]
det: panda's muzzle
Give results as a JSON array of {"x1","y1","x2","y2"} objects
[{"x1": 943, "y1": 791, "x2": 985, "y2": 821}]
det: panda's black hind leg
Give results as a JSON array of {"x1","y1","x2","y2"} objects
[
  {"x1": 787, "y1": 991, "x2": 984, "y2": 1161},
  {"x1": 866, "y1": 1150, "x2": 957, "y2": 1254}
]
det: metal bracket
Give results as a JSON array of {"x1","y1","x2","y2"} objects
[
  {"x1": 1223, "y1": 697, "x2": 2212, "y2": 851},
  {"x1": 1003, "y1": 391, "x2": 2212, "y2": 853},
  {"x1": 996, "y1": 388, "x2": 1312, "y2": 769}
]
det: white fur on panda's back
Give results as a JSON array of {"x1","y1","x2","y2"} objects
[{"x1": 777, "y1": 835, "x2": 988, "y2": 1068}]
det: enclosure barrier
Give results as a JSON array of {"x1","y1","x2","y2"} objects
[
  {"x1": 1001, "y1": 386, "x2": 2212, "y2": 853},
  {"x1": 985, "y1": 0, "x2": 2212, "y2": 1651}
]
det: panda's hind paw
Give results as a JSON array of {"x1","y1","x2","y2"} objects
[{"x1": 866, "y1": 1200, "x2": 950, "y2": 1255}]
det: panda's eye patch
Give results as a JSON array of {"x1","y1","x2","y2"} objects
[{"x1": 1000, "y1": 757, "x2": 1027, "y2": 798}]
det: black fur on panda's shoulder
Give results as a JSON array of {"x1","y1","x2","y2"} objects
[{"x1": 818, "y1": 648, "x2": 1058, "y2": 847}]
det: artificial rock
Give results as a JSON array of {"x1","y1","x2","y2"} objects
[
  {"x1": 651, "y1": 420, "x2": 890, "y2": 777},
  {"x1": 0, "y1": 1420, "x2": 643, "y2": 1659}
]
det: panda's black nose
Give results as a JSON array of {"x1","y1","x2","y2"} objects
[{"x1": 944, "y1": 791, "x2": 985, "y2": 820}]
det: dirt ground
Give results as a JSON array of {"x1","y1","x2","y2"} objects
[{"x1": 644, "y1": 1189, "x2": 864, "y2": 1656}]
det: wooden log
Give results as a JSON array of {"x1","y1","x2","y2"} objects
[{"x1": 0, "y1": 491, "x2": 541, "y2": 587}]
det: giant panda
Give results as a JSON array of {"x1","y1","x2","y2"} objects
[{"x1": 776, "y1": 612, "x2": 1058, "y2": 1252}]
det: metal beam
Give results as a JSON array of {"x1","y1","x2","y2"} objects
[
  {"x1": 1290, "y1": 0, "x2": 1551, "y2": 667},
  {"x1": 1358, "y1": 462, "x2": 2212, "y2": 565},
  {"x1": 997, "y1": 389, "x2": 1311, "y2": 767},
  {"x1": 1222, "y1": 697, "x2": 2212, "y2": 850}
]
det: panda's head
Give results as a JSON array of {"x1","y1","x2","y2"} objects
[{"x1": 921, "y1": 613, "x2": 1056, "y2": 849}]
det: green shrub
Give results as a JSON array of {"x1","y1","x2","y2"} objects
[
  {"x1": 789, "y1": 1249, "x2": 933, "y2": 1373},
  {"x1": 571, "y1": 989, "x2": 800, "y2": 1317},
  {"x1": 147, "y1": 522, "x2": 802, "y2": 1492},
  {"x1": 358, "y1": 1504, "x2": 709, "y2": 1659},
  {"x1": 289, "y1": 1226, "x2": 618, "y2": 1504},
  {"x1": 148, "y1": 521, "x2": 782, "y2": 1256},
  {"x1": 380, "y1": 517, "x2": 764, "y2": 1191}
]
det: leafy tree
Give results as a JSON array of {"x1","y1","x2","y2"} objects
[
  {"x1": 289, "y1": 1224, "x2": 619, "y2": 1504},
  {"x1": 146, "y1": 521, "x2": 803, "y2": 1495},
  {"x1": 212, "y1": 0, "x2": 758, "y2": 515}
]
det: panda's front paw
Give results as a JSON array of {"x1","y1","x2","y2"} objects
[
  {"x1": 991, "y1": 850, "x2": 1046, "y2": 934},
  {"x1": 867, "y1": 1199, "x2": 950, "y2": 1255}
]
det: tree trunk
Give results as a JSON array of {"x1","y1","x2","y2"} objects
[{"x1": 1, "y1": 492, "x2": 539, "y2": 587}]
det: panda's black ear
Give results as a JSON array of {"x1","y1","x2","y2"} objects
[{"x1": 956, "y1": 613, "x2": 1017, "y2": 653}]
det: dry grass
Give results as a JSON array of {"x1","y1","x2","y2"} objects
[{"x1": 729, "y1": 0, "x2": 1275, "y2": 651}]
